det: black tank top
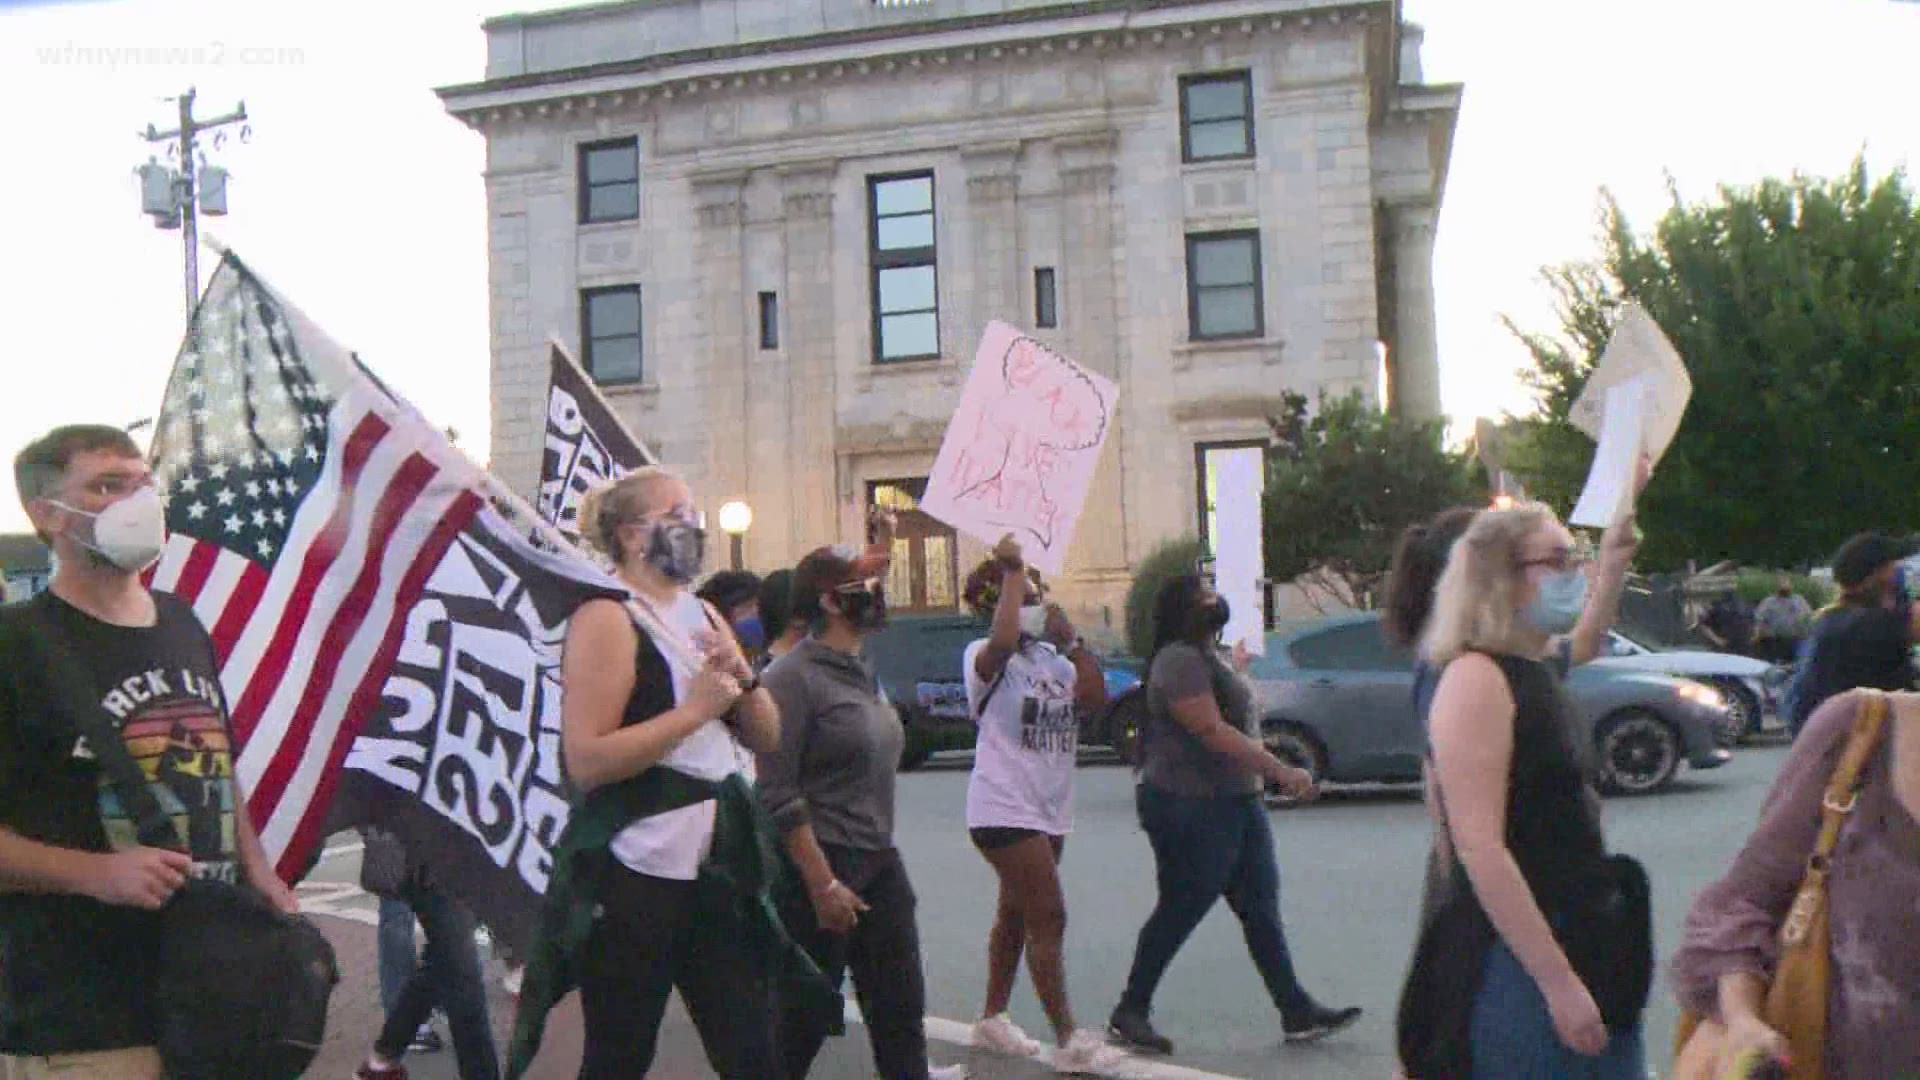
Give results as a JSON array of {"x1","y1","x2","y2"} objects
[{"x1": 1489, "y1": 653, "x2": 1607, "y2": 911}]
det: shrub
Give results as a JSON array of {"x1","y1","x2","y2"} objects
[
  {"x1": 1732, "y1": 570, "x2": 1834, "y2": 609},
  {"x1": 1124, "y1": 536, "x2": 1205, "y2": 660}
]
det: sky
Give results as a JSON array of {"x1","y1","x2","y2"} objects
[{"x1": 2, "y1": 0, "x2": 1917, "y2": 534}]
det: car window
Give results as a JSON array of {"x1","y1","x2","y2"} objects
[{"x1": 1286, "y1": 623, "x2": 1414, "y2": 672}]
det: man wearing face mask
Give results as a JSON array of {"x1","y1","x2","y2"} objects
[
  {"x1": 697, "y1": 570, "x2": 767, "y2": 666},
  {"x1": 758, "y1": 517, "x2": 969, "y2": 1080},
  {"x1": 0, "y1": 425, "x2": 296, "y2": 1080},
  {"x1": 1790, "y1": 532, "x2": 1920, "y2": 736}
]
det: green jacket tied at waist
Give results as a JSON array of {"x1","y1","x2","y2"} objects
[{"x1": 506, "y1": 767, "x2": 840, "y2": 1079}]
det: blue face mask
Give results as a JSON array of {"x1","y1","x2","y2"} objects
[
  {"x1": 1525, "y1": 569, "x2": 1590, "y2": 635},
  {"x1": 733, "y1": 615, "x2": 767, "y2": 653}
]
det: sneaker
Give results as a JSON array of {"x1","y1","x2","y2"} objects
[
  {"x1": 1106, "y1": 1004, "x2": 1174, "y2": 1056},
  {"x1": 1282, "y1": 1003, "x2": 1363, "y2": 1044},
  {"x1": 355, "y1": 1062, "x2": 407, "y2": 1080},
  {"x1": 1053, "y1": 1029, "x2": 1130, "y2": 1075},
  {"x1": 406, "y1": 1023, "x2": 444, "y2": 1055},
  {"x1": 972, "y1": 1013, "x2": 1044, "y2": 1057},
  {"x1": 928, "y1": 1065, "x2": 970, "y2": 1080}
]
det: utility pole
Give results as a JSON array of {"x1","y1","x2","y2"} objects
[{"x1": 137, "y1": 88, "x2": 247, "y2": 325}]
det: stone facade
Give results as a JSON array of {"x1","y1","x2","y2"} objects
[{"x1": 440, "y1": 0, "x2": 1459, "y2": 631}]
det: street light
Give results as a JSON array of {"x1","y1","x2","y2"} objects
[{"x1": 718, "y1": 500, "x2": 753, "y2": 571}]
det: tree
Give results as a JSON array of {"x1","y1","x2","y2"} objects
[
  {"x1": 1507, "y1": 161, "x2": 1920, "y2": 569},
  {"x1": 1262, "y1": 391, "x2": 1484, "y2": 611},
  {"x1": 1124, "y1": 535, "x2": 1204, "y2": 659}
]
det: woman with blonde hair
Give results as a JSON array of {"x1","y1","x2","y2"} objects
[
  {"x1": 1401, "y1": 502, "x2": 1652, "y2": 1078},
  {"x1": 507, "y1": 466, "x2": 811, "y2": 1079}
]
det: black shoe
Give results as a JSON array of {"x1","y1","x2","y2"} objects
[
  {"x1": 406, "y1": 1024, "x2": 444, "y2": 1055},
  {"x1": 1107, "y1": 1005, "x2": 1174, "y2": 1056},
  {"x1": 1282, "y1": 1004, "x2": 1362, "y2": 1044}
]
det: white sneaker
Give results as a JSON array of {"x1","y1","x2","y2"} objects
[
  {"x1": 1053, "y1": 1029, "x2": 1130, "y2": 1076},
  {"x1": 972, "y1": 1013, "x2": 1044, "y2": 1057},
  {"x1": 928, "y1": 1065, "x2": 971, "y2": 1080}
]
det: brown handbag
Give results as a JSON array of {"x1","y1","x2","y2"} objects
[{"x1": 1672, "y1": 692, "x2": 1891, "y2": 1080}]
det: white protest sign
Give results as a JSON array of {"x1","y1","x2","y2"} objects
[
  {"x1": 921, "y1": 322, "x2": 1118, "y2": 575},
  {"x1": 1570, "y1": 303, "x2": 1692, "y2": 467},
  {"x1": 1569, "y1": 373, "x2": 1652, "y2": 528},
  {"x1": 1208, "y1": 445, "x2": 1268, "y2": 656}
]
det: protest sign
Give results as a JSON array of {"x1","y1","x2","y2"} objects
[
  {"x1": 921, "y1": 322, "x2": 1117, "y2": 575},
  {"x1": 1571, "y1": 303, "x2": 1691, "y2": 467},
  {"x1": 1570, "y1": 373, "x2": 1653, "y2": 528}
]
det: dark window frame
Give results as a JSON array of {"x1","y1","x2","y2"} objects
[
  {"x1": 1034, "y1": 266, "x2": 1058, "y2": 329},
  {"x1": 1186, "y1": 230, "x2": 1265, "y2": 341},
  {"x1": 1178, "y1": 71, "x2": 1256, "y2": 164},
  {"x1": 577, "y1": 137, "x2": 640, "y2": 224},
  {"x1": 867, "y1": 170, "x2": 941, "y2": 364},
  {"x1": 579, "y1": 284, "x2": 643, "y2": 386},
  {"x1": 758, "y1": 291, "x2": 780, "y2": 351}
]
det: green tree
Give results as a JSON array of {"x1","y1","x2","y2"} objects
[
  {"x1": 1124, "y1": 535, "x2": 1204, "y2": 659},
  {"x1": 1507, "y1": 161, "x2": 1920, "y2": 569},
  {"x1": 1262, "y1": 391, "x2": 1484, "y2": 610}
]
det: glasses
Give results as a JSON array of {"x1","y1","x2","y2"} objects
[
  {"x1": 835, "y1": 576, "x2": 884, "y2": 595},
  {"x1": 1517, "y1": 547, "x2": 1592, "y2": 574},
  {"x1": 77, "y1": 473, "x2": 156, "y2": 500}
]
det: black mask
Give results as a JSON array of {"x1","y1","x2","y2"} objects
[
  {"x1": 643, "y1": 519, "x2": 706, "y2": 585},
  {"x1": 1190, "y1": 597, "x2": 1230, "y2": 639},
  {"x1": 834, "y1": 587, "x2": 890, "y2": 632}
]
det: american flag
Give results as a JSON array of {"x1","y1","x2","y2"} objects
[{"x1": 148, "y1": 254, "x2": 484, "y2": 879}]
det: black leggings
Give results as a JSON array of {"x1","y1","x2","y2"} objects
[{"x1": 577, "y1": 864, "x2": 779, "y2": 1079}]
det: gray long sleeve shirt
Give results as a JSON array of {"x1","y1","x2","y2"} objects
[{"x1": 757, "y1": 638, "x2": 904, "y2": 851}]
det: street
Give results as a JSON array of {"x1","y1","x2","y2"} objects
[{"x1": 304, "y1": 744, "x2": 1785, "y2": 1080}]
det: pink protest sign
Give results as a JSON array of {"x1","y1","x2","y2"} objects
[{"x1": 921, "y1": 321, "x2": 1117, "y2": 575}]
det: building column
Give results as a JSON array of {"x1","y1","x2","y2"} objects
[
  {"x1": 962, "y1": 142, "x2": 1022, "y2": 344},
  {"x1": 778, "y1": 161, "x2": 840, "y2": 557},
  {"x1": 691, "y1": 170, "x2": 750, "y2": 524},
  {"x1": 1388, "y1": 202, "x2": 1442, "y2": 421},
  {"x1": 1054, "y1": 131, "x2": 1129, "y2": 576}
]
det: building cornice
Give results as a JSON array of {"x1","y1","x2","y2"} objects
[{"x1": 440, "y1": 1, "x2": 1393, "y2": 133}]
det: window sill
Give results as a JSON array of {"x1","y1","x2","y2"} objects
[
  {"x1": 1171, "y1": 335, "x2": 1285, "y2": 371},
  {"x1": 1182, "y1": 154, "x2": 1256, "y2": 172},
  {"x1": 579, "y1": 216, "x2": 639, "y2": 232},
  {"x1": 600, "y1": 381, "x2": 660, "y2": 402},
  {"x1": 856, "y1": 356, "x2": 960, "y2": 391}
]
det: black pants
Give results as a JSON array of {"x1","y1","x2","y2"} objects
[
  {"x1": 577, "y1": 863, "x2": 779, "y2": 1079},
  {"x1": 372, "y1": 878, "x2": 499, "y2": 1080},
  {"x1": 779, "y1": 845, "x2": 930, "y2": 1080}
]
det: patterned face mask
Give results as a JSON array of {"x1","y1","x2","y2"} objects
[{"x1": 642, "y1": 516, "x2": 706, "y2": 585}]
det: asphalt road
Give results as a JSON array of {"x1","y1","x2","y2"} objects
[{"x1": 303, "y1": 742, "x2": 1788, "y2": 1079}]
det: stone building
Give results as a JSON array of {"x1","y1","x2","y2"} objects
[{"x1": 439, "y1": 0, "x2": 1458, "y2": 628}]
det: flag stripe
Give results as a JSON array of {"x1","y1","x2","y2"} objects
[
  {"x1": 172, "y1": 539, "x2": 221, "y2": 605},
  {"x1": 206, "y1": 555, "x2": 268, "y2": 660},
  {"x1": 149, "y1": 536, "x2": 193, "y2": 595},
  {"x1": 249, "y1": 450, "x2": 439, "y2": 828},
  {"x1": 272, "y1": 488, "x2": 484, "y2": 878},
  {"x1": 227, "y1": 412, "x2": 388, "y2": 745}
]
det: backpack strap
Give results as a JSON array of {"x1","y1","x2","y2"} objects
[{"x1": 5, "y1": 602, "x2": 180, "y2": 851}]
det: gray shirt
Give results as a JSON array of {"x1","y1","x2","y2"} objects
[
  {"x1": 758, "y1": 638, "x2": 904, "y2": 851},
  {"x1": 1141, "y1": 642, "x2": 1263, "y2": 798}
]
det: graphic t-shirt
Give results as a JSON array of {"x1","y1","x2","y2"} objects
[
  {"x1": 963, "y1": 638, "x2": 1079, "y2": 835},
  {"x1": 0, "y1": 591, "x2": 241, "y2": 1054}
]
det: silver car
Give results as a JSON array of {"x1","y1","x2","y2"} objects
[{"x1": 1246, "y1": 613, "x2": 1734, "y2": 799}]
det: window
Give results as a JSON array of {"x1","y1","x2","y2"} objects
[
  {"x1": 869, "y1": 172, "x2": 940, "y2": 362},
  {"x1": 867, "y1": 479, "x2": 958, "y2": 612},
  {"x1": 1288, "y1": 623, "x2": 1413, "y2": 672},
  {"x1": 1186, "y1": 231, "x2": 1264, "y2": 340},
  {"x1": 1179, "y1": 72, "x2": 1254, "y2": 162},
  {"x1": 1034, "y1": 267, "x2": 1058, "y2": 329},
  {"x1": 578, "y1": 138, "x2": 639, "y2": 224},
  {"x1": 758, "y1": 292, "x2": 779, "y2": 350},
  {"x1": 580, "y1": 286, "x2": 642, "y2": 385}
]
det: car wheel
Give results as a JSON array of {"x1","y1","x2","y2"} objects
[
  {"x1": 1594, "y1": 709, "x2": 1681, "y2": 794},
  {"x1": 1704, "y1": 678, "x2": 1761, "y2": 745},
  {"x1": 1261, "y1": 722, "x2": 1328, "y2": 809},
  {"x1": 1106, "y1": 690, "x2": 1146, "y2": 765}
]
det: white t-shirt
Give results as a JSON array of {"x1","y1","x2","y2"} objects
[
  {"x1": 609, "y1": 591, "x2": 751, "y2": 880},
  {"x1": 963, "y1": 637, "x2": 1080, "y2": 836}
]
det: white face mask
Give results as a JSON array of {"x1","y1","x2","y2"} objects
[
  {"x1": 51, "y1": 487, "x2": 167, "y2": 573},
  {"x1": 1018, "y1": 604, "x2": 1048, "y2": 639}
]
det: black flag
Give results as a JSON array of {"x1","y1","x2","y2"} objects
[{"x1": 537, "y1": 343, "x2": 652, "y2": 546}]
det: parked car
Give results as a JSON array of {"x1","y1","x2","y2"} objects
[
  {"x1": 1129, "y1": 613, "x2": 1731, "y2": 799},
  {"x1": 1592, "y1": 628, "x2": 1790, "y2": 745},
  {"x1": 863, "y1": 613, "x2": 1142, "y2": 769}
]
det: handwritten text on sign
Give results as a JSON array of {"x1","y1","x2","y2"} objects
[{"x1": 921, "y1": 322, "x2": 1117, "y2": 575}]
